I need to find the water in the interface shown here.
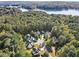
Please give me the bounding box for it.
[44,9,79,16]
[19,8,28,12]
[20,8,79,16]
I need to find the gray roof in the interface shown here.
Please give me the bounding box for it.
[27,43,33,49]
[32,48,40,55]
[53,37,59,44]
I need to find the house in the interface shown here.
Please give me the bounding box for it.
[32,48,40,57]
[34,31,40,38]
[25,34,36,42]
[44,32,52,39]
[30,36,36,42]
[52,37,59,45]
[27,42,33,49]
[36,39,45,48]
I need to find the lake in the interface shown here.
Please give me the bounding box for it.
[20,8,79,16]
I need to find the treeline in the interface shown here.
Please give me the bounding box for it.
[0,7,79,57]
[14,1,79,10]
[1,1,79,10]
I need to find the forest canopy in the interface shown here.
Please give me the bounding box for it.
[0,7,79,57]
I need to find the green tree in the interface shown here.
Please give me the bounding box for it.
[58,45,77,57]
[11,32,26,57]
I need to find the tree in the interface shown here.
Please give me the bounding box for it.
[51,20,75,47]
[58,35,66,46]
[58,45,77,57]
[3,38,11,48]
[11,32,27,57]
[40,50,49,57]
[57,39,79,57]
[0,48,12,57]
[45,38,53,47]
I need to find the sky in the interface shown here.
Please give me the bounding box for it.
[0,0,79,2]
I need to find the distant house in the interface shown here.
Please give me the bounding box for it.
[30,36,36,42]
[32,48,40,57]
[34,31,40,38]
[41,31,45,34]
[25,34,37,49]
[25,34,36,43]
[52,37,59,50]
[52,37,59,45]
[27,42,33,49]
[24,34,31,42]
[36,39,45,48]
[45,45,52,52]
[44,32,51,39]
